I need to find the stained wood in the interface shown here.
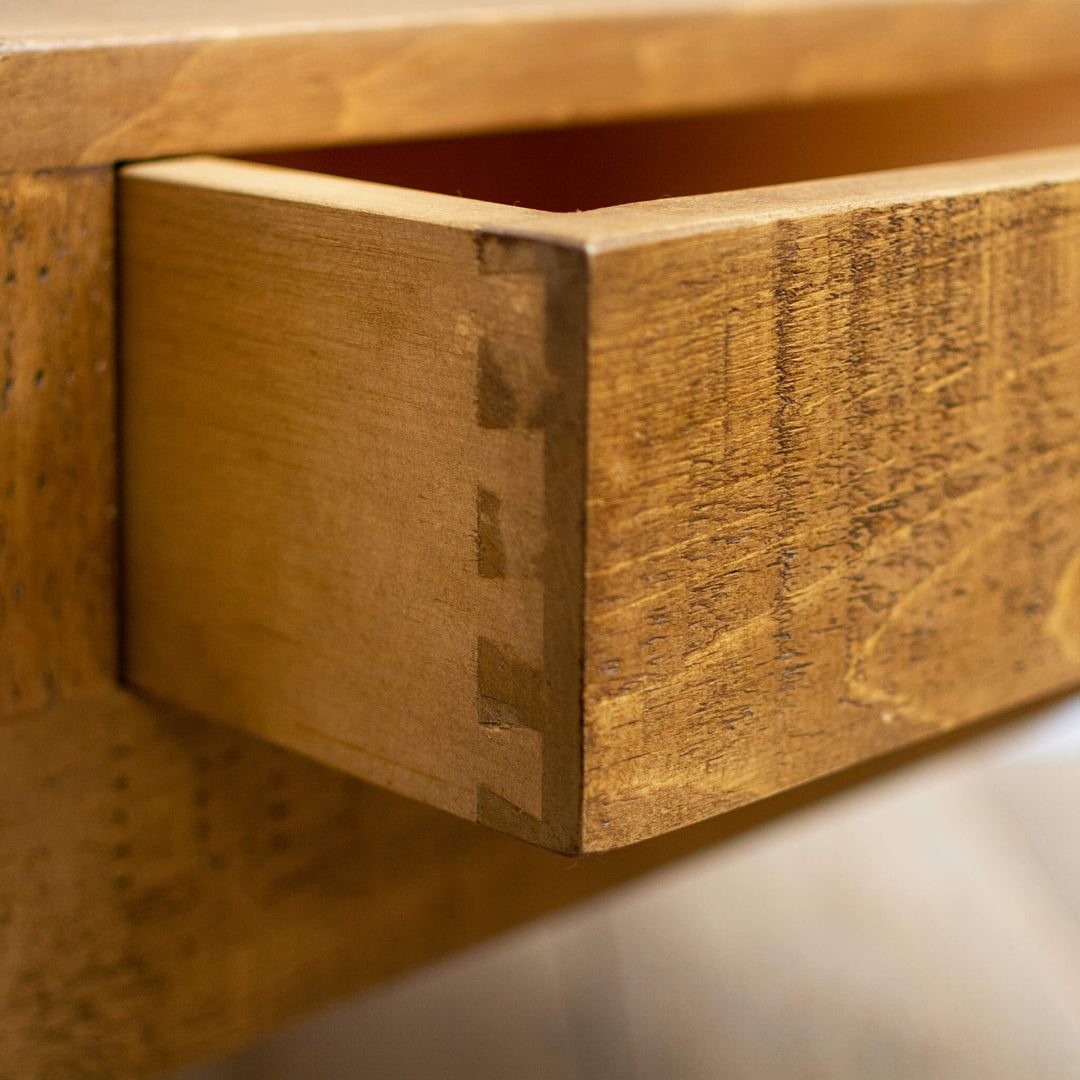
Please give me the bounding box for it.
[120,160,586,852]
[122,147,1080,853]
[9,9,1080,1076]
[204,715,1080,1080]
[0,161,756,1080]
[0,168,117,716]
[582,147,1080,848]
[10,0,1080,172]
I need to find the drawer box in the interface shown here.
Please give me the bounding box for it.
[120,97,1080,853]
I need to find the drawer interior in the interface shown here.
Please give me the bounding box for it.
[242,75,1080,212]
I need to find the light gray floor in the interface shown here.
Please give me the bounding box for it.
[173,693,1080,1080]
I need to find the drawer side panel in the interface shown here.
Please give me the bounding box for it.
[120,165,584,851]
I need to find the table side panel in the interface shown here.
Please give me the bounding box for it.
[0,167,117,716]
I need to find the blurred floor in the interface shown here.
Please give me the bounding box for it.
[172,693,1080,1080]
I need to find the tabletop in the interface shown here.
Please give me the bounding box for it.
[8,0,1080,171]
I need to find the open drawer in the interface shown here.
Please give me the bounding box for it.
[121,82,1080,853]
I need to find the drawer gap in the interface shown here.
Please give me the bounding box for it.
[239,74,1080,212]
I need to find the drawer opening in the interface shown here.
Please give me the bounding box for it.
[241,75,1080,212]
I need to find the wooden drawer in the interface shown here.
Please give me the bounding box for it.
[120,90,1080,853]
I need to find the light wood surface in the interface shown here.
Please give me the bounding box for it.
[10,0,1080,172]
[121,144,1080,851]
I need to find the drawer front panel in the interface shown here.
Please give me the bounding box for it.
[584,154,1080,848]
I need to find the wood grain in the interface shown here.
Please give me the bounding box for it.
[9,9,1080,1074]
[120,160,585,851]
[123,147,1080,853]
[10,0,1080,172]
[0,160,707,1080]
[0,168,116,717]
[582,148,1080,848]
